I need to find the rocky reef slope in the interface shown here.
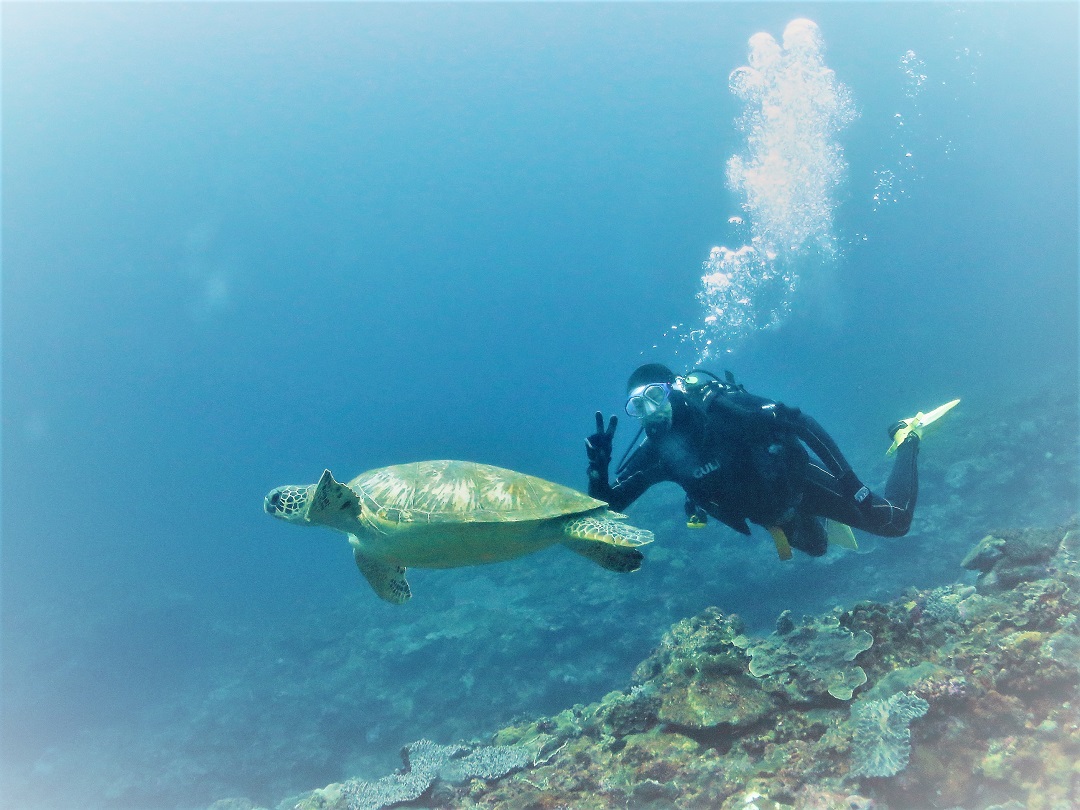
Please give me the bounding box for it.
[232,519,1079,810]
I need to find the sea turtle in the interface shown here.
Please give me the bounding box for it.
[264,460,654,604]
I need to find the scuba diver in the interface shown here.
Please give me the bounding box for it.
[585,363,958,559]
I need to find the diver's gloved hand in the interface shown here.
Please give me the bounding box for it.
[684,496,708,528]
[585,411,618,483]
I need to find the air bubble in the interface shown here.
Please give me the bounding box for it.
[677,19,855,363]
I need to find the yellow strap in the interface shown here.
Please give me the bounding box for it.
[767,526,793,560]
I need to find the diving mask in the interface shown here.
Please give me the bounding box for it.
[625,383,673,418]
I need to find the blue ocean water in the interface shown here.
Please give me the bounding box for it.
[2,3,1077,809]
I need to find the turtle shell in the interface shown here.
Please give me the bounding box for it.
[348,460,606,525]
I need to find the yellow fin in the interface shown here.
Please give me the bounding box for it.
[767,526,793,561]
[825,519,858,550]
[887,398,960,455]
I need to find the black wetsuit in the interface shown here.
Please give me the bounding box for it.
[588,382,919,556]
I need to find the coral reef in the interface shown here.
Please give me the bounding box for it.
[849,691,928,777]
[268,518,1080,810]
[293,740,534,810]
[739,609,874,701]
[629,608,776,731]
[961,526,1070,593]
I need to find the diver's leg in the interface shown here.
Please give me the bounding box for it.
[780,512,828,556]
[880,433,919,521]
[794,412,856,480]
[800,464,865,526]
[799,435,919,538]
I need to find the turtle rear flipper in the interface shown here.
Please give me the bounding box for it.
[353,546,412,604]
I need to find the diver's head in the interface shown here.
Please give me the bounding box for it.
[625,363,676,436]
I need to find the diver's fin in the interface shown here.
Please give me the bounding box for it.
[825,519,858,550]
[887,398,960,455]
[767,526,793,561]
[560,538,644,573]
[352,546,411,604]
[306,469,365,532]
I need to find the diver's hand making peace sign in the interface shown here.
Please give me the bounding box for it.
[585,411,618,474]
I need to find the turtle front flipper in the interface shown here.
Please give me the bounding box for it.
[352,545,412,604]
[306,470,365,533]
[563,511,654,547]
[561,538,644,572]
[559,510,654,573]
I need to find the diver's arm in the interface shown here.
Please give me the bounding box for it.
[586,411,618,501]
[603,462,658,511]
[587,462,616,503]
[590,442,660,511]
[585,406,670,509]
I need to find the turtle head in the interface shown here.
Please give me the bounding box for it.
[265,470,367,534]
[264,484,317,524]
